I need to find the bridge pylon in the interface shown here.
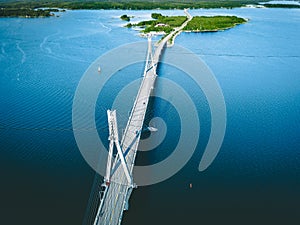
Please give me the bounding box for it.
[143,35,156,76]
[105,110,133,187]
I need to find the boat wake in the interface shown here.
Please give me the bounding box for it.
[16,41,26,64]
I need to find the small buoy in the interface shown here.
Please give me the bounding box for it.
[189,183,192,188]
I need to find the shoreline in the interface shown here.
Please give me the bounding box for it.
[1,4,300,18]
[1,1,300,18]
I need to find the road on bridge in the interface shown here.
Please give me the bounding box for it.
[93,9,193,225]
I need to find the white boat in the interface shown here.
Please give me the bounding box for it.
[147,126,158,132]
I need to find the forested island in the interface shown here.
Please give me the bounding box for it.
[120,14,131,21]
[0,7,67,18]
[0,8,59,18]
[126,13,247,35]
[183,16,247,32]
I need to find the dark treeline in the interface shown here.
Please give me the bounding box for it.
[263,3,300,8]
[0,1,261,11]
[1,1,298,18]
[0,8,58,17]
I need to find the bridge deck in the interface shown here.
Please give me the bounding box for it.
[94,49,159,225]
[93,10,193,225]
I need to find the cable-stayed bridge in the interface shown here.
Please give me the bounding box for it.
[92,10,192,225]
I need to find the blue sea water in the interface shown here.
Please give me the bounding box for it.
[0,8,300,225]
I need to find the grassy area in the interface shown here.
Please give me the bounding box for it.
[128,13,187,34]
[183,16,247,32]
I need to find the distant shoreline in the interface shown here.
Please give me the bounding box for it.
[0,8,65,18]
[1,1,299,18]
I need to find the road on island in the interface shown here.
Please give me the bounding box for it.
[167,8,193,46]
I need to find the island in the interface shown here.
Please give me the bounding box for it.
[126,12,247,44]
[126,13,187,35]
[120,14,131,22]
[183,16,247,32]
